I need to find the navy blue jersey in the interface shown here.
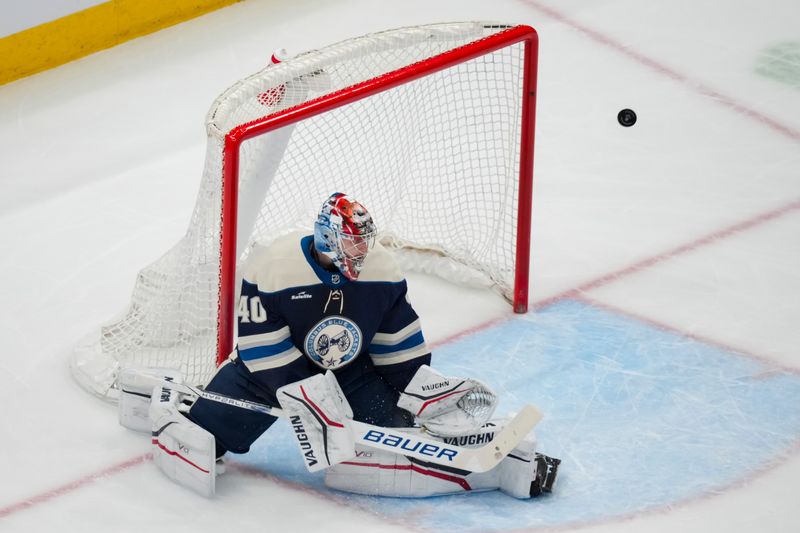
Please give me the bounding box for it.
[191,232,431,454]
[235,232,430,405]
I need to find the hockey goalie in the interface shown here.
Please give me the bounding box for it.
[119,193,560,498]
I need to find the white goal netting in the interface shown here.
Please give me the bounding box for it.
[71,22,536,401]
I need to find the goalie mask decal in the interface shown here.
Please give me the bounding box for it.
[313,192,377,281]
[304,315,363,369]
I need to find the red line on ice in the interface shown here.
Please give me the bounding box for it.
[0,454,151,519]
[576,294,800,376]
[502,438,800,532]
[518,0,800,142]
[535,198,800,309]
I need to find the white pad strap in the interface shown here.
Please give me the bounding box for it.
[276,371,356,471]
[150,385,216,497]
[397,365,497,437]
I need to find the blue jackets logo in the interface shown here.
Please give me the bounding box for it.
[304,315,362,369]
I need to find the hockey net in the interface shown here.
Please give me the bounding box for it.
[71,22,539,401]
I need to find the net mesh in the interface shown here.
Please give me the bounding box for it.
[71,22,530,401]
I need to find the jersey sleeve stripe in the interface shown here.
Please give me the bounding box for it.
[368,330,425,355]
[371,319,421,345]
[237,327,291,349]
[242,347,304,372]
[370,343,430,366]
[239,339,296,361]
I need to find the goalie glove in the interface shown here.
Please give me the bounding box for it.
[277,371,356,472]
[397,365,498,437]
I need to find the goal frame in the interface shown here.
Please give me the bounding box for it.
[217,24,539,365]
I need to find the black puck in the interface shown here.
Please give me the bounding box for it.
[617,108,637,127]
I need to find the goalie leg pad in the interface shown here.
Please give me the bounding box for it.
[327,422,555,499]
[150,385,216,497]
[118,368,183,433]
[487,425,559,498]
[325,443,491,498]
[453,419,555,499]
[496,431,538,498]
[277,371,356,472]
[323,424,506,498]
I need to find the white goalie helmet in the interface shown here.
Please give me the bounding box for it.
[313,193,378,281]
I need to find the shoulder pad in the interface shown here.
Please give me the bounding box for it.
[357,241,405,283]
[241,232,318,292]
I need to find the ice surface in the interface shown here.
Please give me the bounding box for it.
[1,0,798,532]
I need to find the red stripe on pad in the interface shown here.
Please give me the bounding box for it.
[301,385,345,428]
[341,461,472,491]
[151,439,210,474]
[416,389,469,416]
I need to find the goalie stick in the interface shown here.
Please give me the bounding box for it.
[124,372,542,473]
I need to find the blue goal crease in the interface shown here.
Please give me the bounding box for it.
[236,298,800,532]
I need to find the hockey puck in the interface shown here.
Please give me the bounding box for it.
[617,108,637,127]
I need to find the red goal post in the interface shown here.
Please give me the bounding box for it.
[71,22,539,400]
[219,24,539,363]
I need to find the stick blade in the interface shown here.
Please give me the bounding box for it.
[470,404,543,472]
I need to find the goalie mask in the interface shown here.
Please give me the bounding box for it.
[314,193,377,281]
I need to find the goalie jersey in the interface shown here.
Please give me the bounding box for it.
[233,231,431,424]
